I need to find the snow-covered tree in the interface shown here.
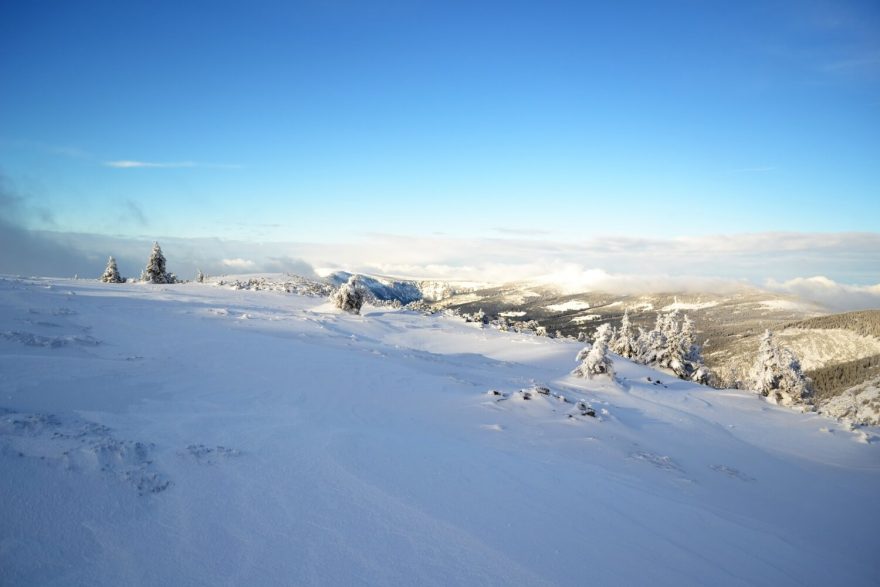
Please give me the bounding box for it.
[593,323,614,345]
[661,310,680,339]
[573,338,614,379]
[776,348,812,406]
[100,256,124,283]
[679,315,712,384]
[680,315,697,360]
[140,242,175,284]
[332,275,365,315]
[612,309,639,359]
[749,330,813,408]
[662,311,694,377]
[639,314,668,365]
[750,330,782,395]
[633,311,713,384]
[196,269,206,283]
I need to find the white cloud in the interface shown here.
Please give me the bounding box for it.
[765,276,880,312]
[531,266,750,295]
[104,160,197,169]
[221,258,256,269]
[103,161,241,169]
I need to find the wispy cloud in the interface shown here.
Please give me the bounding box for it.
[103,160,241,169]
[104,160,195,169]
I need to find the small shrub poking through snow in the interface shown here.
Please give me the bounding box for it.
[333,276,365,315]
[575,401,596,417]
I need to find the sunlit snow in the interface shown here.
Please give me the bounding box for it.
[1,276,878,586]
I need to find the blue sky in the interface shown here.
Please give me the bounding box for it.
[1,0,879,292]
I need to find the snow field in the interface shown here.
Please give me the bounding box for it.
[0,276,878,586]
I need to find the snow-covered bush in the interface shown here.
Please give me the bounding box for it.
[100,256,124,283]
[749,330,813,408]
[140,242,176,284]
[573,338,614,379]
[196,269,206,283]
[464,309,488,325]
[332,276,365,315]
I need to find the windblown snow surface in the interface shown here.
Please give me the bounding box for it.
[1,276,878,586]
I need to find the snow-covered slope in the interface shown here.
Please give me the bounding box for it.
[1,276,878,586]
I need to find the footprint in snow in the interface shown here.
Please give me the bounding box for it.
[630,450,684,473]
[181,444,242,464]
[0,409,170,495]
[709,464,756,482]
[0,331,100,348]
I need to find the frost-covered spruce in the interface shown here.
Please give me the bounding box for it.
[776,347,813,407]
[639,315,668,366]
[612,309,638,359]
[332,275,365,315]
[592,323,614,345]
[661,310,680,340]
[100,256,124,283]
[665,319,690,378]
[196,269,206,283]
[680,315,698,361]
[140,242,175,284]
[749,330,813,408]
[680,315,711,384]
[573,338,614,379]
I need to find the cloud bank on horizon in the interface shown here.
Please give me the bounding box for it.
[1,202,878,313]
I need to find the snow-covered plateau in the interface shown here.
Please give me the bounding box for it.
[1,276,878,586]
